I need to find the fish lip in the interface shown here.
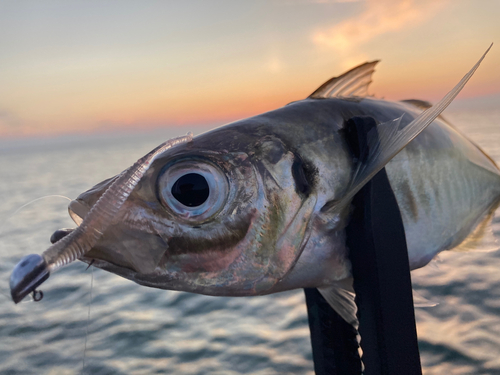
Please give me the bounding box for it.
[50,228,74,244]
[66,200,134,272]
[68,199,90,225]
[46,198,88,246]
[47,199,89,244]
[68,198,157,275]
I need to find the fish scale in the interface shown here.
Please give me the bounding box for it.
[385,118,500,269]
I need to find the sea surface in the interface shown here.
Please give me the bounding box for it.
[1,107,500,375]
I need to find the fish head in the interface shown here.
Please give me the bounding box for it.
[69,124,320,296]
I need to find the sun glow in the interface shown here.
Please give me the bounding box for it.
[0,1,498,138]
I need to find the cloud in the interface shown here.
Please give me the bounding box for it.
[313,0,448,52]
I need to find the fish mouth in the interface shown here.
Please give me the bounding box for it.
[10,196,134,304]
[68,199,88,226]
[54,199,163,276]
[46,199,89,245]
[53,199,124,268]
[48,206,170,292]
[50,228,139,284]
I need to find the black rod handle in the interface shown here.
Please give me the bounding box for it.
[345,116,422,375]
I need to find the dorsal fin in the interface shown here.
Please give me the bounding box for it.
[309,60,379,99]
[402,98,459,129]
[400,99,433,111]
[401,98,500,170]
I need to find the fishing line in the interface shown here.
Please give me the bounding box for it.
[1,195,72,228]
[82,265,94,374]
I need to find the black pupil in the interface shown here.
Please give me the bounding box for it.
[171,173,210,207]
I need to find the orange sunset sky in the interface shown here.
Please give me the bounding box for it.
[0,0,499,138]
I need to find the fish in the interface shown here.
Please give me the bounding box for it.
[10,46,498,326]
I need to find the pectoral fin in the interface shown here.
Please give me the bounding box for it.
[318,278,358,328]
[412,289,439,308]
[318,282,439,327]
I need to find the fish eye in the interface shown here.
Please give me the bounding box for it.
[171,173,210,207]
[157,159,228,222]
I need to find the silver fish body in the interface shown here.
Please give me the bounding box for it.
[66,96,500,297]
[9,50,497,310]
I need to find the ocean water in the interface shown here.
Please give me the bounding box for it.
[0,108,500,375]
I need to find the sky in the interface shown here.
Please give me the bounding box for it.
[0,0,499,138]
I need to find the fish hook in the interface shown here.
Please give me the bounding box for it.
[85,259,95,271]
[32,289,43,302]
